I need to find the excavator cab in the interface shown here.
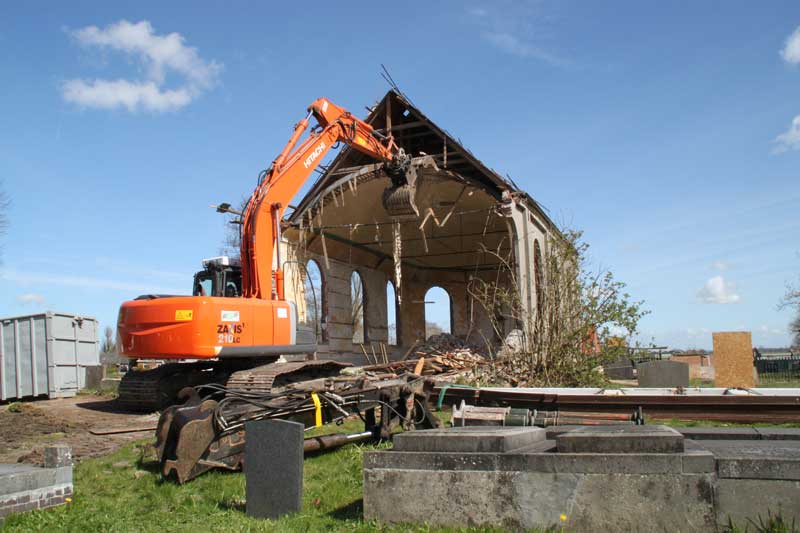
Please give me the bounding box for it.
[192,256,242,298]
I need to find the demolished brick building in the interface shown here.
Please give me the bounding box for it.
[279,90,558,363]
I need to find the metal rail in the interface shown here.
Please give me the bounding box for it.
[434,386,800,424]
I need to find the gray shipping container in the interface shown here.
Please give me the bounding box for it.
[0,311,100,401]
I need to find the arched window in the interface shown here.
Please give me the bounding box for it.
[534,240,544,316]
[305,259,325,342]
[386,281,399,345]
[351,271,366,344]
[424,286,451,339]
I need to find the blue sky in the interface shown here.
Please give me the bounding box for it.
[0,1,798,349]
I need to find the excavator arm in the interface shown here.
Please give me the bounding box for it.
[241,97,411,301]
[117,97,418,362]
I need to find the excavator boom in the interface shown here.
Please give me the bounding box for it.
[117,98,416,362]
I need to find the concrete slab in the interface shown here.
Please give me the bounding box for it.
[0,467,56,496]
[679,427,760,440]
[556,425,684,454]
[717,479,800,524]
[544,425,582,440]
[366,448,712,475]
[637,360,689,388]
[700,440,800,480]
[0,465,39,476]
[364,467,717,530]
[245,419,303,519]
[755,427,800,440]
[392,426,545,453]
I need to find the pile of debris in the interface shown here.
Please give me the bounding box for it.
[350,352,484,378]
[348,334,489,380]
[416,333,486,358]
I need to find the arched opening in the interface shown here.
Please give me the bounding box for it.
[534,240,544,317]
[304,259,325,343]
[386,281,399,345]
[424,286,451,340]
[351,270,366,344]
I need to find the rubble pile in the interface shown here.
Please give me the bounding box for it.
[348,334,489,379]
[417,333,483,355]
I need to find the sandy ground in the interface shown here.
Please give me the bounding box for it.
[0,396,160,465]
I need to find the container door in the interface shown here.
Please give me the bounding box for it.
[1,320,16,400]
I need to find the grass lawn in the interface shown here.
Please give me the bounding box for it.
[2,416,511,533]
[3,409,799,532]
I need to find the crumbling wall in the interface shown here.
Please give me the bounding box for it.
[284,239,505,360]
[285,243,390,359]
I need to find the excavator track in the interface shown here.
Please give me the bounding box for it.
[225,360,351,394]
[117,361,227,412]
[117,359,348,411]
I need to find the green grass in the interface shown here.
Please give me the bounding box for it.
[2,416,511,533]
[756,379,800,388]
[4,407,798,532]
[659,418,800,428]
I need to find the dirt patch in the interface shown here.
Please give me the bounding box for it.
[0,404,80,452]
[0,396,160,465]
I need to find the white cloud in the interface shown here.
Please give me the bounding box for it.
[16,293,45,305]
[774,115,800,153]
[466,4,567,67]
[62,79,192,112]
[711,260,730,271]
[481,32,564,65]
[62,20,221,112]
[696,275,741,304]
[781,26,800,64]
[774,27,800,152]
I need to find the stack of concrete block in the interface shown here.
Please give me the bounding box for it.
[0,446,73,519]
[364,424,800,530]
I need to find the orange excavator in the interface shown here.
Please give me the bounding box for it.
[116,97,420,410]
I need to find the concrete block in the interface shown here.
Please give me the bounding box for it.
[679,427,759,440]
[245,419,303,519]
[637,360,690,387]
[546,453,685,474]
[44,446,72,469]
[53,467,72,486]
[0,467,56,496]
[755,428,800,441]
[716,457,800,481]
[363,467,717,531]
[367,449,687,475]
[682,450,717,474]
[557,425,685,454]
[392,426,545,453]
[544,425,582,440]
[717,479,800,524]
[701,440,800,480]
[604,358,635,380]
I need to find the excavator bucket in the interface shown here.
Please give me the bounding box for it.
[154,374,443,483]
[382,184,419,219]
[381,153,438,219]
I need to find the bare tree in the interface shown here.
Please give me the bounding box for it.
[351,272,364,343]
[425,321,444,339]
[304,261,324,342]
[101,326,116,354]
[467,228,648,387]
[779,280,800,349]
[219,196,250,258]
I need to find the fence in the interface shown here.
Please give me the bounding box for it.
[754,355,800,383]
